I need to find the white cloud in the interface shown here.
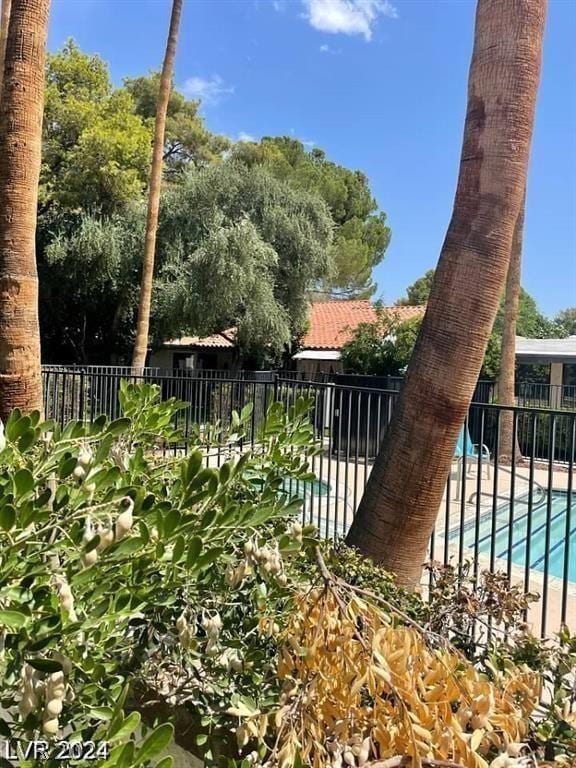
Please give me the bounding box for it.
[302,139,316,148]
[237,131,257,142]
[272,0,286,10]
[182,75,234,104]
[319,43,330,52]
[303,0,397,41]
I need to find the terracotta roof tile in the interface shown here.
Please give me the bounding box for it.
[163,328,237,349]
[301,301,425,350]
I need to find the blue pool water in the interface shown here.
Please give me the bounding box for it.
[454,491,576,583]
[281,478,331,498]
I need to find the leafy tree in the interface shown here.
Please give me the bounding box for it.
[40,211,145,362]
[495,288,557,339]
[40,163,333,363]
[395,268,434,306]
[40,42,228,216]
[341,307,421,376]
[341,308,499,379]
[124,72,229,174]
[41,41,153,212]
[154,162,333,358]
[2,387,565,766]
[555,307,576,336]
[398,267,556,339]
[232,136,390,297]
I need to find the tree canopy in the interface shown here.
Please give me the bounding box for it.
[42,41,153,212]
[154,162,334,356]
[42,163,333,363]
[395,269,434,306]
[555,307,576,337]
[124,72,230,174]
[340,306,421,376]
[341,308,499,379]
[41,41,229,213]
[231,136,390,297]
[397,267,558,339]
[37,42,391,364]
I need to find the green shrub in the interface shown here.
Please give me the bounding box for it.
[0,382,319,766]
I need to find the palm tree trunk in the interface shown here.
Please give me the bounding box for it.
[346,0,546,586]
[497,192,525,463]
[0,0,50,420]
[0,0,11,103]
[132,0,183,371]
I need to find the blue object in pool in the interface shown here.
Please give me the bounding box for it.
[452,490,576,583]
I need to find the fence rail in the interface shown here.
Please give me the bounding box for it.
[41,365,576,638]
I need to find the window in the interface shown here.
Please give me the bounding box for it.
[562,363,576,387]
[562,363,576,408]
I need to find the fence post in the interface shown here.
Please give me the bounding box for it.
[273,373,279,403]
[79,370,85,422]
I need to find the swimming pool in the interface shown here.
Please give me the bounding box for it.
[453,490,576,583]
[281,478,331,498]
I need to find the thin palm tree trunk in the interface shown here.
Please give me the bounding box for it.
[0,0,11,103]
[132,0,183,371]
[497,192,525,463]
[346,0,546,586]
[0,0,50,420]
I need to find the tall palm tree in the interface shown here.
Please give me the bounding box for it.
[132,0,183,370]
[497,192,526,462]
[0,0,50,420]
[346,0,547,586]
[0,0,11,102]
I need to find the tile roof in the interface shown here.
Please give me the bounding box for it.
[161,302,426,352]
[163,328,237,349]
[301,301,425,350]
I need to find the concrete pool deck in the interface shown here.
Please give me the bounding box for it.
[202,440,575,635]
[300,447,576,636]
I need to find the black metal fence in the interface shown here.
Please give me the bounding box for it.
[41,366,576,638]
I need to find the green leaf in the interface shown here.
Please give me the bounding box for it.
[89,706,114,721]
[25,657,63,673]
[108,711,141,742]
[111,683,130,722]
[106,418,131,436]
[0,609,28,629]
[0,505,16,531]
[219,462,231,484]
[186,536,203,567]
[172,535,185,563]
[110,537,145,558]
[26,634,58,652]
[155,758,174,768]
[187,468,217,492]
[6,413,30,441]
[195,734,208,746]
[18,429,38,452]
[181,451,203,486]
[134,723,174,766]
[241,402,254,421]
[113,742,135,768]
[163,508,181,537]
[58,455,78,480]
[193,547,224,574]
[13,468,34,496]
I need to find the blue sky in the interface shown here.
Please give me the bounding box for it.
[48,0,576,317]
